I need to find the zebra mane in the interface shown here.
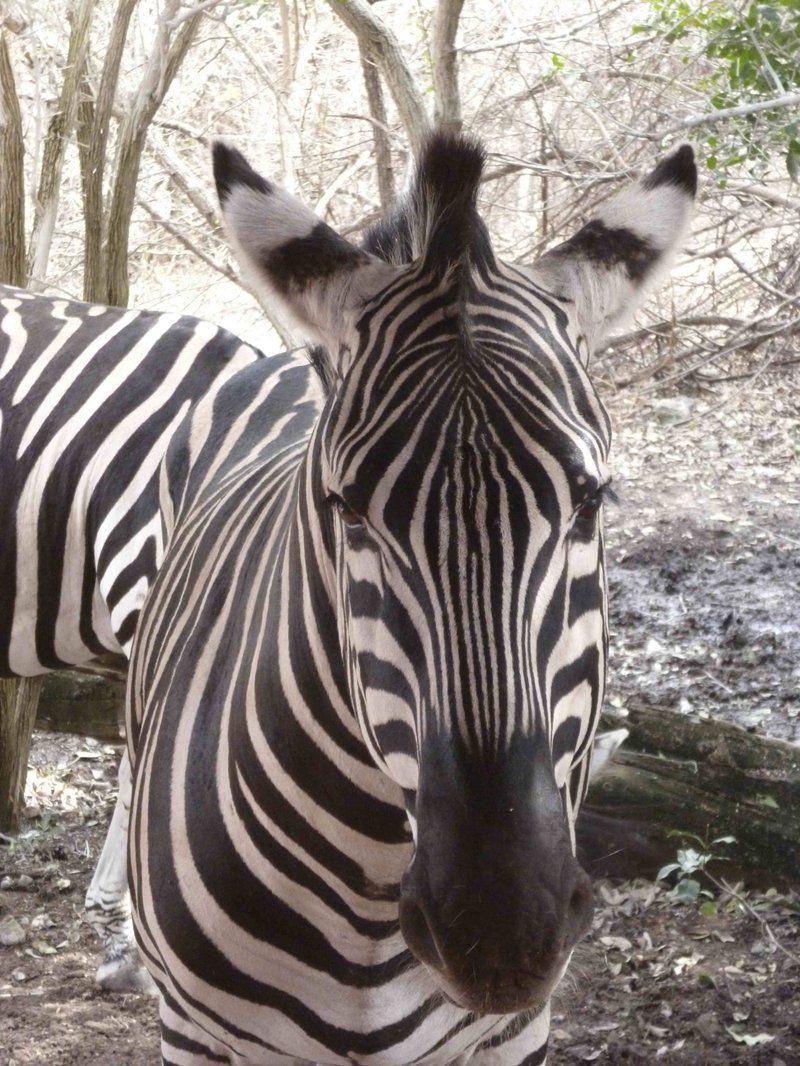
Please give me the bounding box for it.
[363,132,490,281]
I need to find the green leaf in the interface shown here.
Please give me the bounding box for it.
[675,878,701,903]
[551,53,565,70]
[787,149,800,182]
[657,863,681,881]
[700,900,718,917]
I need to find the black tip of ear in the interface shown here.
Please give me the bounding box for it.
[642,144,697,198]
[212,141,272,205]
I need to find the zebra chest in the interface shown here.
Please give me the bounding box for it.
[134,716,503,1066]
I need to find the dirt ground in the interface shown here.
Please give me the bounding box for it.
[1,372,799,1065]
[603,373,800,743]
[0,735,160,1066]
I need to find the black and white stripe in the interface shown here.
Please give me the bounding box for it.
[126,133,696,1065]
[0,286,264,987]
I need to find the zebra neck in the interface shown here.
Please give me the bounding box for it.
[228,448,413,909]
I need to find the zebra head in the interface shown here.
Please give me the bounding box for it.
[214,135,696,1015]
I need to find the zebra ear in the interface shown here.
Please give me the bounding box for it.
[532,145,697,357]
[213,142,397,353]
[588,728,629,781]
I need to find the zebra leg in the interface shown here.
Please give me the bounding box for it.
[468,1005,550,1066]
[84,749,154,992]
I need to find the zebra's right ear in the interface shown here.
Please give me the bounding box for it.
[213,142,397,353]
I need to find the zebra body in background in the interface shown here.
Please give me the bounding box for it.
[128,133,696,1065]
[0,285,264,988]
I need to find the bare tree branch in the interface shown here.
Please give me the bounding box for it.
[27,0,96,292]
[358,45,394,211]
[150,133,219,233]
[431,0,465,134]
[602,315,747,353]
[104,2,204,306]
[138,195,296,350]
[723,180,800,213]
[81,0,137,303]
[326,0,430,152]
[656,92,800,140]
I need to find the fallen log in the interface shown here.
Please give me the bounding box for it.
[578,700,800,888]
[36,671,125,740]
[18,678,800,889]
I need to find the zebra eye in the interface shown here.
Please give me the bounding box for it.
[578,490,604,518]
[333,497,365,531]
[571,488,606,538]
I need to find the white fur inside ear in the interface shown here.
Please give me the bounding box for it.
[220,180,400,352]
[599,182,693,254]
[298,257,399,356]
[222,184,318,263]
[528,172,694,358]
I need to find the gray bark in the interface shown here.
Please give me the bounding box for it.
[27,0,96,291]
[103,6,203,307]
[81,0,137,303]
[0,31,25,287]
[0,679,44,833]
[431,0,465,134]
[358,44,395,211]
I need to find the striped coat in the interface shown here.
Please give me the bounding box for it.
[127,134,696,1064]
[0,284,265,988]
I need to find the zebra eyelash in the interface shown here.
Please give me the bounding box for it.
[570,480,616,537]
[598,481,619,507]
[324,492,367,531]
[578,480,617,511]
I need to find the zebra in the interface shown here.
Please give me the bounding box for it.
[127,132,696,1064]
[0,286,266,988]
[0,280,624,1005]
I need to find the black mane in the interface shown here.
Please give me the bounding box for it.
[362,132,492,280]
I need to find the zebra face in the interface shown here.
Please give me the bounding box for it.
[215,134,696,1015]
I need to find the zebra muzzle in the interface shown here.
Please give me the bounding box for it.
[398,733,594,1014]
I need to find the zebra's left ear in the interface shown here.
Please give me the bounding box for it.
[532,145,697,357]
[213,142,397,355]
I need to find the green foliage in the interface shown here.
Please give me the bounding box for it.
[637,1,800,180]
[657,831,736,905]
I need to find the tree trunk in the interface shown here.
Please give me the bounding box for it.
[358,43,394,212]
[431,0,465,135]
[103,8,203,308]
[81,0,137,303]
[578,700,800,887]
[0,678,44,833]
[0,34,36,835]
[326,0,430,153]
[0,31,26,287]
[27,0,96,291]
